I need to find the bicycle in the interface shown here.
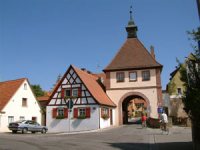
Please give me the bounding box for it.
[160,120,169,134]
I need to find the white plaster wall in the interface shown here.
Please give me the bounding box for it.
[46,105,100,133]
[0,80,42,132]
[107,88,158,126]
[110,69,156,88]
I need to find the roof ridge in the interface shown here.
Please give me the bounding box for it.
[0,78,27,84]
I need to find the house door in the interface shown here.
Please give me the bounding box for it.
[32,117,37,122]
[110,109,113,125]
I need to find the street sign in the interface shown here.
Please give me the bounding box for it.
[67,99,74,109]
[157,107,163,113]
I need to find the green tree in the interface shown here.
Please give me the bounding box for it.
[179,28,200,150]
[31,84,45,97]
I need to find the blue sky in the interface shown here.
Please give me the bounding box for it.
[0,0,199,91]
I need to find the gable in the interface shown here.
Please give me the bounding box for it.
[0,78,26,111]
[48,66,96,106]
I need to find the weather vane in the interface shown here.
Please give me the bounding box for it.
[130,5,133,20]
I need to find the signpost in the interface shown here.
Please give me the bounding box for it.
[65,97,74,132]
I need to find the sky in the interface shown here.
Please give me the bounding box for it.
[0,0,199,91]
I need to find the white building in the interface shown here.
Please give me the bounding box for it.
[46,65,116,133]
[0,78,42,132]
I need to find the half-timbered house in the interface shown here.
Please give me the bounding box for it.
[46,65,116,133]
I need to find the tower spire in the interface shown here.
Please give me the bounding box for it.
[126,5,138,38]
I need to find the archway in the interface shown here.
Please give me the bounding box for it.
[119,92,150,125]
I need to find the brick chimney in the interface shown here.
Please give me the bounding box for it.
[150,45,155,59]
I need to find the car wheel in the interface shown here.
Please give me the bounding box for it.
[12,130,17,134]
[22,128,28,134]
[41,128,46,134]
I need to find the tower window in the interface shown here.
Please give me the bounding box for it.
[142,70,150,81]
[129,72,137,81]
[116,72,125,82]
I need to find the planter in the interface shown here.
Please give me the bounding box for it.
[56,116,65,119]
[77,115,86,119]
[102,114,109,120]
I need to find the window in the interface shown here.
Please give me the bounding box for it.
[78,108,86,117]
[22,98,27,107]
[72,89,78,97]
[129,72,137,81]
[57,107,64,117]
[8,116,14,124]
[142,70,150,81]
[116,72,125,82]
[61,88,81,98]
[73,107,91,118]
[24,83,27,90]
[52,107,68,119]
[65,89,71,97]
[101,107,110,119]
[19,116,25,121]
[177,88,182,95]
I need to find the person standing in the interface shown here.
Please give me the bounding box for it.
[141,113,147,128]
[161,110,168,131]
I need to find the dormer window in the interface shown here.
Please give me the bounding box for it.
[116,72,125,82]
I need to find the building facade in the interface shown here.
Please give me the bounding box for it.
[46,65,116,132]
[103,11,163,125]
[0,78,42,132]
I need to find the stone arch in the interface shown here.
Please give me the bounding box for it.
[118,91,150,125]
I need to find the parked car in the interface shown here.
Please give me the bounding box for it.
[8,120,48,134]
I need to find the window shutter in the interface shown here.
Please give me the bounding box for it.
[74,108,78,118]
[52,108,57,118]
[64,108,68,118]
[108,108,110,118]
[78,87,82,97]
[86,107,91,118]
[61,89,65,98]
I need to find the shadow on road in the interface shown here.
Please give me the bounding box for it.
[107,142,192,150]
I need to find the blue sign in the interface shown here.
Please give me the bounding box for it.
[157,107,163,113]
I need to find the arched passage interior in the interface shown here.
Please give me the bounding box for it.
[122,95,148,124]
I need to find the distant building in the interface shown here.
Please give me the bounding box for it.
[167,66,188,125]
[0,78,42,132]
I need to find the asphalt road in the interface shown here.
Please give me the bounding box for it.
[0,125,192,150]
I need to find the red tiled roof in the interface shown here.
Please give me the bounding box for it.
[0,78,26,111]
[73,66,116,107]
[37,96,50,101]
[104,38,162,71]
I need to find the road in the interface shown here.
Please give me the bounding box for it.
[0,125,192,150]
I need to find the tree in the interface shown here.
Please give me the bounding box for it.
[51,74,62,91]
[179,28,200,150]
[31,84,45,97]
